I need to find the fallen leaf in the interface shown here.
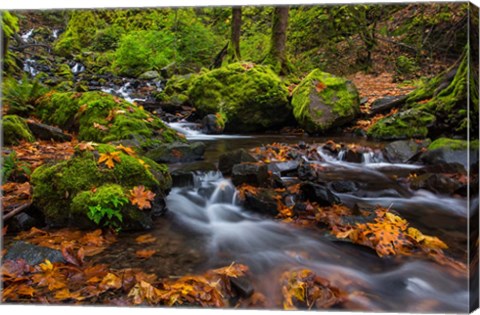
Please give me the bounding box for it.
[93,122,108,131]
[135,234,156,244]
[129,186,156,210]
[98,151,121,169]
[135,249,156,259]
[116,144,136,157]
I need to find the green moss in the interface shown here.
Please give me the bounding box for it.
[2,115,35,145]
[35,91,182,144]
[31,143,168,229]
[291,69,360,133]
[368,109,436,140]
[428,138,479,151]
[188,63,291,132]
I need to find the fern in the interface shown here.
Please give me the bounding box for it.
[2,74,48,116]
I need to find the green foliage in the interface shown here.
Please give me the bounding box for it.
[395,55,419,76]
[1,151,31,183]
[112,30,175,77]
[428,138,479,151]
[84,184,128,230]
[2,74,48,116]
[92,24,125,52]
[1,11,20,73]
[2,115,35,145]
[188,63,291,132]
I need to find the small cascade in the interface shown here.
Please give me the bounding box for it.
[23,58,39,77]
[164,170,468,311]
[101,81,146,104]
[52,29,60,39]
[21,29,34,42]
[71,63,85,74]
[168,120,251,140]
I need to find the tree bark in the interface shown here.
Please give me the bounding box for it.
[231,6,242,61]
[266,6,290,74]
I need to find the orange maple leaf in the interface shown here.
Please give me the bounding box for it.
[98,151,121,169]
[93,122,108,131]
[116,144,136,157]
[135,234,157,244]
[315,82,327,93]
[129,185,156,210]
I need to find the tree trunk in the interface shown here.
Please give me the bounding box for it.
[231,6,242,61]
[265,6,290,74]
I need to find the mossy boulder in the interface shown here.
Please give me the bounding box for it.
[153,74,196,111]
[31,143,171,230]
[421,138,479,169]
[35,91,183,146]
[368,109,436,140]
[2,115,35,145]
[188,63,291,132]
[291,69,360,133]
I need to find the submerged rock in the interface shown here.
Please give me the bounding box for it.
[410,173,463,195]
[291,69,360,133]
[5,241,65,265]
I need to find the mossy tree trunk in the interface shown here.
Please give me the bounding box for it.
[264,6,291,75]
[230,6,242,61]
[406,47,476,137]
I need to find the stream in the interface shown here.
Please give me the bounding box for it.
[11,53,472,312]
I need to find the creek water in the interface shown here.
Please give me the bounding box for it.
[92,132,470,312]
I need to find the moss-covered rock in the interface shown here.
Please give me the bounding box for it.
[152,74,196,110]
[2,115,35,145]
[368,109,436,140]
[31,143,171,230]
[291,69,360,133]
[35,91,182,145]
[188,63,291,132]
[428,138,479,151]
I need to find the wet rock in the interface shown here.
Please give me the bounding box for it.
[300,182,340,206]
[4,241,65,265]
[298,162,318,182]
[231,276,254,298]
[171,162,217,187]
[201,114,225,134]
[138,70,160,80]
[242,187,278,216]
[231,164,268,187]
[7,212,42,232]
[343,148,363,163]
[145,142,206,164]
[218,149,257,176]
[410,173,463,195]
[421,147,478,170]
[26,120,72,142]
[383,139,430,163]
[369,95,407,115]
[268,160,300,176]
[329,181,358,193]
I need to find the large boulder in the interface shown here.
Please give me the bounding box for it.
[231,163,269,187]
[3,115,35,145]
[218,149,258,176]
[368,109,436,140]
[291,69,360,133]
[188,63,292,132]
[31,143,171,230]
[383,139,431,163]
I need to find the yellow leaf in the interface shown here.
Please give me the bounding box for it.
[98,151,121,169]
[39,260,53,272]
